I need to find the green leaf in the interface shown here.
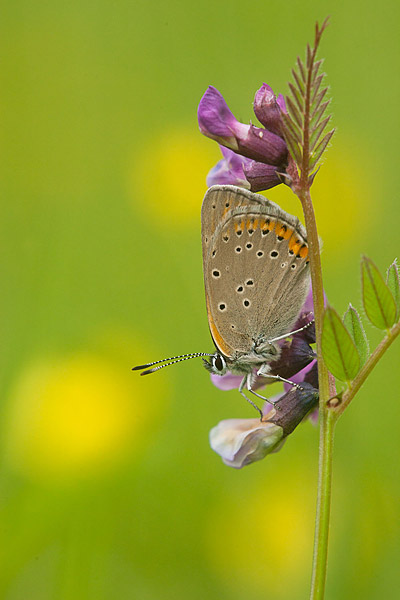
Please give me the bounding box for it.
[386,259,400,320]
[286,96,303,128]
[361,256,397,330]
[306,43,312,68]
[311,74,324,102]
[281,114,303,164]
[311,89,329,119]
[288,82,304,111]
[343,304,369,366]
[322,307,360,382]
[296,56,306,83]
[310,115,332,151]
[282,19,333,174]
[291,68,305,94]
[310,98,330,128]
[281,111,302,142]
[311,60,323,83]
[309,129,335,169]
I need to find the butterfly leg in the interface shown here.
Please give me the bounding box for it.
[238,376,264,420]
[267,318,315,343]
[256,370,304,391]
[245,373,281,412]
[247,386,281,410]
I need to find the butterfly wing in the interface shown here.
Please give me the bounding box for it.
[201,185,310,357]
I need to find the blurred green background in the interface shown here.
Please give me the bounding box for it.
[1,0,399,598]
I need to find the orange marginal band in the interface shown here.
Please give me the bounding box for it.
[205,295,232,358]
[276,222,292,240]
[299,244,309,258]
[234,220,244,233]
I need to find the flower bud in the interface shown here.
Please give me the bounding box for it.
[253,83,285,137]
[242,160,282,191]
[268,382,319,436]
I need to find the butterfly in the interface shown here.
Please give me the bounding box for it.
[134,185,313,417]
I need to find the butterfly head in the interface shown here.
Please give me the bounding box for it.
[202,352,229,376]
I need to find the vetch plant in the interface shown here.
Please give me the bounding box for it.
[197,18,400,600]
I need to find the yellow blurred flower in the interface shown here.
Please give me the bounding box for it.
[205,471,314,597]
[129,126,220,224]
[4,353,164,482]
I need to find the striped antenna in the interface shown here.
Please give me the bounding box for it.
[132,352,214,376]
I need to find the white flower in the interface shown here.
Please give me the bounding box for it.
[209,417,285,469]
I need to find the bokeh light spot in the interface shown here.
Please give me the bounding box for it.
[4,354,161,482]
[205,472,314,597]
[130,126,220,224]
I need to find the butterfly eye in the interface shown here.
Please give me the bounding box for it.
[212,354,226,372]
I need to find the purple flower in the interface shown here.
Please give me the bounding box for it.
[206,146,252,189]
[198,85,289,191]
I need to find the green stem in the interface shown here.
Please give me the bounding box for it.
[310,407,337,599]
[291,20,334,599]
[299,195,400,598]
[298,189,333,600]
[334,318,400,417]
[299,191,330,402]
[309,314,400,598]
